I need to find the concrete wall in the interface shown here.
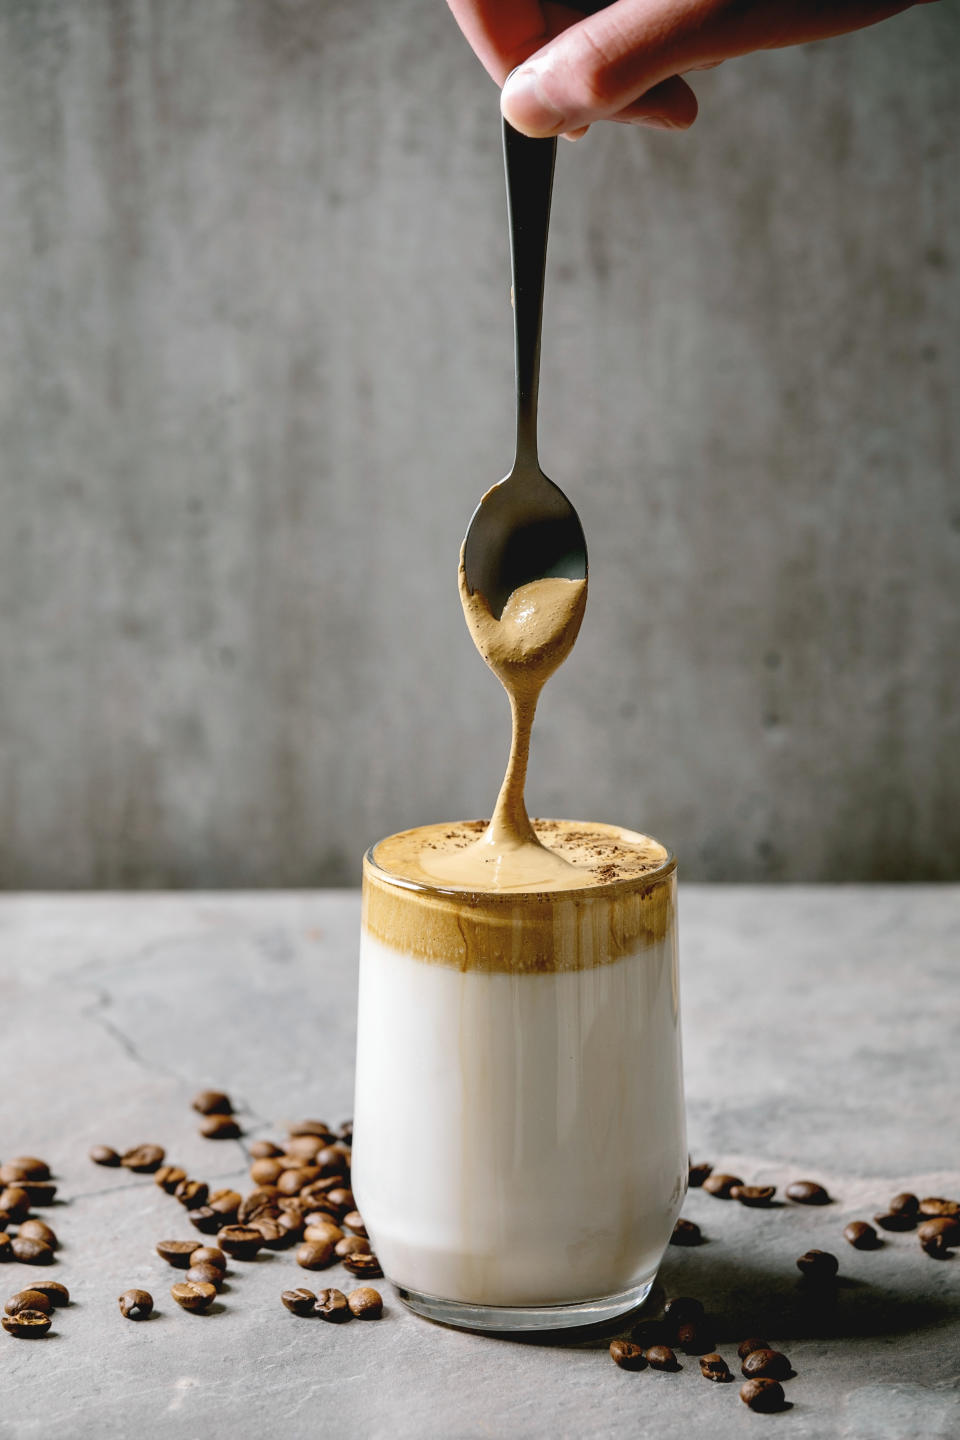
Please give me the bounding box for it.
[0,0,957,887]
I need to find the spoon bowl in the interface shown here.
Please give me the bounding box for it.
[462,120,587,620]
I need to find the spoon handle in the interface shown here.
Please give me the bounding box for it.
[503,118,557,471]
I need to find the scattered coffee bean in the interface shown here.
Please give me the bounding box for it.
[0,1188,30,1221]
[239,1189,280,1223]
[918,1217,960,1247]
[731,1184,776,1208]
[185,1264,224,1289]
[326,1188,356,1215]
[250,1217,293,1249]
[156,1240,202,1268]
[282,1287,317,1316]
[700,1354,732,1382]
[609,1339,646,1370]
[786,1180,831,1206]
[90,1145,121,1167]
[341,1211,367,1237]
[888,1192,919,1217]
[118,1289,154,1319]
[341,1251,383,1279]
[303,1200,341,1225]
[191,1247,226,1272]
[741,1349,792,1381]
[249,1140,283,1160]
[0,1158,50,1184]
[288,1120,333,1139]
[192,1090,233,1115]
[874,1211,917,1232]
[921,1233,952,1259]
[250,1159,285,1186]
[737,1338,770,1360]
[304,1222,343,1247]
[2,1308,52,1338]
[0,1234,11,1260]
[11,1236,54,1265]
[676,1322,715,1355]
[315,1287,351,1322]
[121,1144,165,1173]
[171,1280,217,1312]
[844,1221,880,1250]
[335,1236,370,1259]
[155,1165,188,1193]
[919,1197,960,1219]
[740,1379,786,1413]
[286,1134,325,1161]
[5,1290,53,1317]
[175,1180,209,1209]
[669,1217,702,1247]
[199,1115,241,1141]
[688,1160,713,1188]
[189,1207,226,1235]
[277,1167,316,1197]
[297,1240,334,1271]
[796,1249,839,1281]
[18,1220,58,1249]
[217,1226,263,1261]
[24,1280,69,1307]
[645,1345,680,1371]
[664,1297,704,1325]
[702,1173,742,1199]
[21,1181,57,1206]
[347,1287,383,1320]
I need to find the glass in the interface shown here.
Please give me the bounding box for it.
[351,831,685,1332]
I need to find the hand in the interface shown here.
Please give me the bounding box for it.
[446,0,931,137]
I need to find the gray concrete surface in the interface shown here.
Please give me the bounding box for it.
[1,885,958,1439]
[0,2,958,888]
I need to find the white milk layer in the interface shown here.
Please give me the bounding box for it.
[352,932,686,1307]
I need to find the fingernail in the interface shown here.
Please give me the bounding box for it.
[501,66,568,137]
[562,126,590,143]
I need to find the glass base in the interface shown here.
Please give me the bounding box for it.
[395,1274,657,1333]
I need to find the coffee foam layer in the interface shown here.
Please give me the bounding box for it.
[364,819,675,973]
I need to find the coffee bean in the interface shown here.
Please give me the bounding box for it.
[249,1140,283,1160]
[701,1173,742,1199]
[217,1226,263,1261]
[250,1159,285,1186]
[188,1206,226,1235]
[276,1213,304,1242]
[645,1345,680,1371]
[315,1147,347,1178]
[11,1236,54,1265]
[156,1240,202,1269]
[20,1181,57,1206]
[786,1180,831,1206]
[663,1296,704,1325]
[18,1220,58,1249]
[4,1290,53,1316]
[288,1120,334,1139]
[303,1200,341,1225]
[185,1263,223,1289]
[2,1308,51,1337]
[731,1185,776,1208]
[338,1120,353,1143]
[700,1354,732,1382]
[609,1339,646,1370]
[239,1189,281,1223]
[0,1234,11,1261]
[304,1222,343,1247]
[24,1280,69,1307]
[118,1289,153,1320]
[326,1188,356,1216]
[874,1211,917,1232]
[796,1249,839,1281]
[0,1214,10,1233]
[676,1321,714,1355]
[0,1188,30,1221]
[121,1144,165,1173]
[296,1240,334,1271]
[208,1190,242,1217]
[286,1134,325,1161]
[277,1167,317,1197]
[921,1233,952,1259]
[171,1280,217,1312]
[155,1165,188,1193]
[669,1218,702,1247]
[918,1217,960,1247]
[688,1160,713,1188]
[740,1379,786,1413]
[341,1251,383,1279]
[192,1090,233,1115]
[190,1247,226,1271]
[174,1180,209,1210]
[198,1115,241,1141]
[889,1192,919,1217]
[737,1338,770,1360]
[252,1217,298,1250]
[741,1349,792,1381]
[335,1236,370,1259]
[342,1211,367,1237]
[918,1197,960,1219]
[314,1287,351,1322]
[0,1157,50,1184]
[281,1287,317,1316]
[90,1145,121,1167]
[844,1221,880,1250]
[347,1287,383,1320]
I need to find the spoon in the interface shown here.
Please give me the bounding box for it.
[462,118,588,621]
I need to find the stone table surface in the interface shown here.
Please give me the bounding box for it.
[1,887,958,1440]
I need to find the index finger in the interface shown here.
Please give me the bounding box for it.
[445,1,581,83]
